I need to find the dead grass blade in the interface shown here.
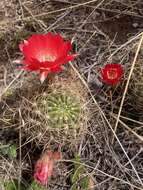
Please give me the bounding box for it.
[112,32,143,143]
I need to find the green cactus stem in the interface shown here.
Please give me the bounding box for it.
[39,92,81,128]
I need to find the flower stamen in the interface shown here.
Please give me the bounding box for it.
[107,68,118,80]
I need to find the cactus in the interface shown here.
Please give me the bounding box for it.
[39,92,81,128]
[20,73,88,144]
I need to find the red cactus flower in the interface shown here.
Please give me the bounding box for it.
[101,63,123,85]
[18,33,77,83]
[34,151,61,186]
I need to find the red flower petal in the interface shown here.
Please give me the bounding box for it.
[34,151,61,186]
[101,64,123,85]
[39,71,49,83]
[34,162,50,185]
[57,41,72,56]
[54,54,77,66]
[22,58,40,70]
[18,33,76,81]
[21,33,67,61]
[19,40,29,52]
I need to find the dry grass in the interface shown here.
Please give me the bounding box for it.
[0,0,143,189]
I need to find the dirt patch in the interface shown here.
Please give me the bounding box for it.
[97,13,143,43]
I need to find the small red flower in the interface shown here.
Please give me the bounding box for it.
[34,151,61,186]
[101,63,123,85]
[19,33,77,83]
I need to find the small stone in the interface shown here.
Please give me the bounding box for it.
[132,23,138,28]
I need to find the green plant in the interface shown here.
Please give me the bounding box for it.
[71,155,90,190]
[4,180,25,190]
[4,180,46,190]
[28,180,47,190]
[4,181,17,190]
[40,92,80,128]
[0,144,17,159]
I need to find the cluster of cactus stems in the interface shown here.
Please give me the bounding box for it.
[39,92,81,128]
